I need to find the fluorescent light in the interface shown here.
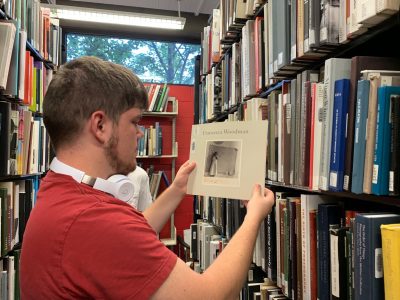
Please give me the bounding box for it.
[43,4,186,30]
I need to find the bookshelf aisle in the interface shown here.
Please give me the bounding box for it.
[138,94,179,246]
[191,1,400,299]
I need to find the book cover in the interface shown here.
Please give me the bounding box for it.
[329,79,350,192]
[381,223,400,300]
[354,213,400,300]
[372,86,400,195]
[187,121,268,200]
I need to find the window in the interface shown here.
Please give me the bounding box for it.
[66,33,201,85]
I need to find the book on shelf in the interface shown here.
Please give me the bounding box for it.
[361,70,400,194]
[0,21,16,91]
[351,79,370,194]
[330,225,348,300]
[380,223,400,300]
[187,120,268,200]
[317,203,343,300]
[371,86,400,195]
[354,213,400,300]
[389,94,400,195]
[329,78,350,192]
[343,56,400,192]
[319,57,351,191]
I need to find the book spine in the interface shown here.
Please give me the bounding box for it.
[329,79,350,192]
[351,80,370,194]
[317,204,343,300]
[309,209,318,300]
[389,95,400,195]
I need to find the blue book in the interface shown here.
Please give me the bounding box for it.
[354,213,400,300]
[317,203,343,300]
[329,79,350,191]
[372,86,400,195]
[351,80,370,194]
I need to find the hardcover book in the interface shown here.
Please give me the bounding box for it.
[329,79,350,192]
[187,121,268,200]
[343,56,400,191]
[354,213,400,300]
[372,86,400,195]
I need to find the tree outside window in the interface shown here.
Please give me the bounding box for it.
[66,33,200,85]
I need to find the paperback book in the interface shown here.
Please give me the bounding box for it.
[187,121,268,200]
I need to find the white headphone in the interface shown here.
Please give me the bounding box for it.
[49,158,134,202]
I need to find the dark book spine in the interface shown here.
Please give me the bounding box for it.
[309,210,318,300]
[267,209,277,282]
[389,95,400,195]
[317,203,343,300]
[0,102,11,176]
[289,199,297,299]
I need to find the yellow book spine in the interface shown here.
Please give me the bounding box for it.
[381,224,400,300]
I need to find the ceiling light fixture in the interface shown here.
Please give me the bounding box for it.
[42,4,186,30]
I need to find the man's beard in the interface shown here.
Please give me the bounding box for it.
[105,132,136,175]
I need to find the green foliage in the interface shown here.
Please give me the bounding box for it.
[66,34,200,85]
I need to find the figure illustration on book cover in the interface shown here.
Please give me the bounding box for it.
[204,140,240,180]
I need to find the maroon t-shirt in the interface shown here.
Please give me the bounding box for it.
[20,171,177,299]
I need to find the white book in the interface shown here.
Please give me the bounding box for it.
[211,9,221,63]
[0,22,16,90]
[187,121,268,200]
[311,82,324,190]
[357,0,399,26]
[7,256,15,300]
[18,30,27,100]
[263,4,270,87]
[319,58,351,190]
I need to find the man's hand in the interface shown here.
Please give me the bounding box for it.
[170,160,196,196]
[245,184,275,222]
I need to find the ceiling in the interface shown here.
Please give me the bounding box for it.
[52,0,217,42]
[68,0,219,16]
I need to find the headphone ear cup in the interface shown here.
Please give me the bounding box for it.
[106,175,135,202]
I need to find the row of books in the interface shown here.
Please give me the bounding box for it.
[219,56,400,197]
[0,20,56,112]
[144,83,171,112]
[0,177,40,258]
[1,250,21,300]
[0,101,50,176]
[192,192,400,300]
[137,123,163,157]
[199,1,400,124]
[2,0,62,64]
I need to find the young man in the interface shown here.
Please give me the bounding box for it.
[20,56,275,299]
[127,165,153,211]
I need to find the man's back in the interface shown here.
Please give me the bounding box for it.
[127,166,153,211]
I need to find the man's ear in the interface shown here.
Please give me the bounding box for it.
[90,111,110,143]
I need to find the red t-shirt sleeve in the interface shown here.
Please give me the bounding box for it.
[61,203,177,299]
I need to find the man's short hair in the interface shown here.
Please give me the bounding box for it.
[43,56,148,151]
